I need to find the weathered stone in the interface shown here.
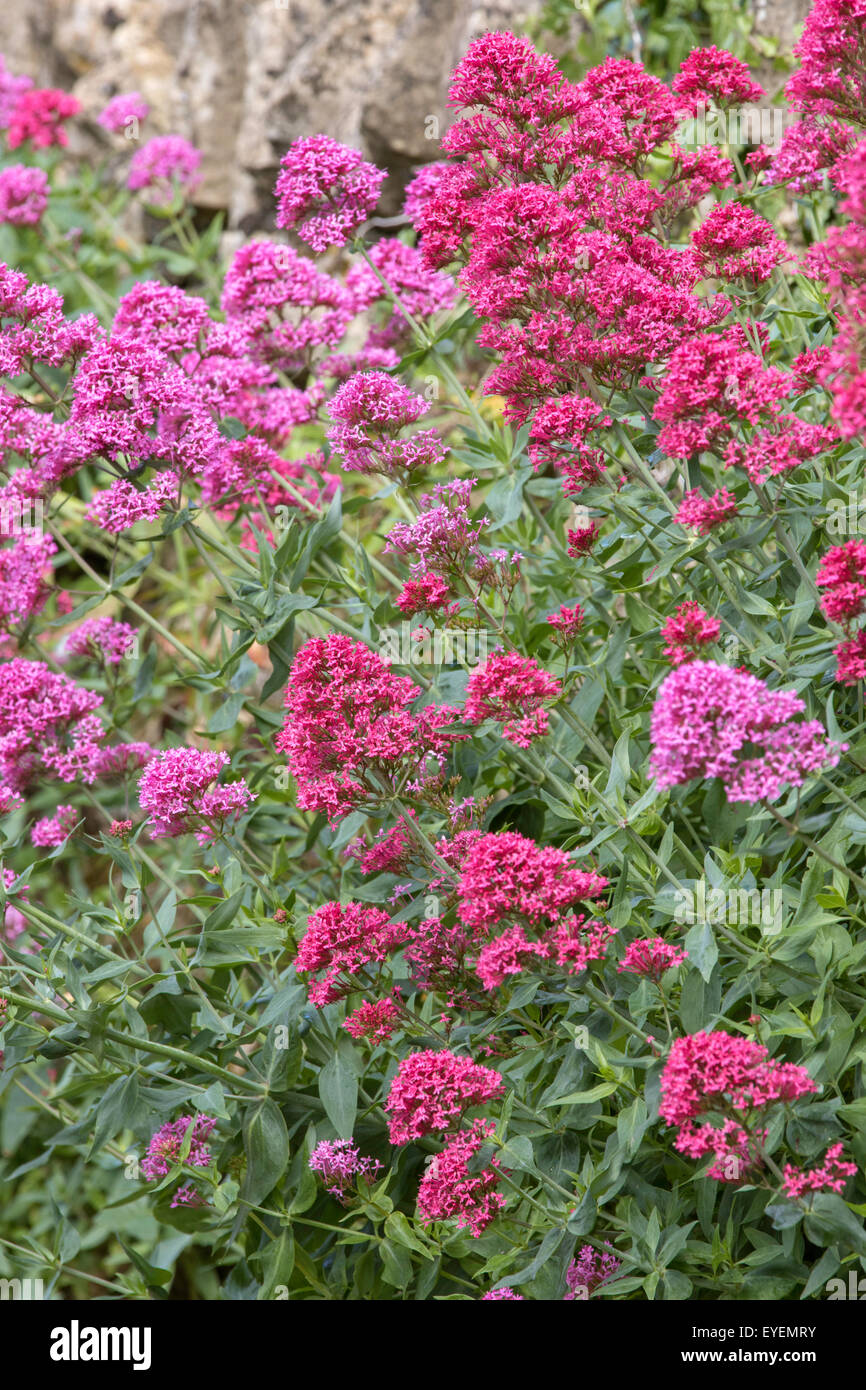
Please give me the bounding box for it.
[0,0,542,229]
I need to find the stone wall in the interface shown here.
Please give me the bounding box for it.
[0,0,542,229]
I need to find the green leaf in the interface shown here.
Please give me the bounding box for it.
[318,1047,359,1139]
[239,1099,289,1209]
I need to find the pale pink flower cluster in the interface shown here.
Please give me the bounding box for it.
[650,660,844,803]
[137,747,254,845]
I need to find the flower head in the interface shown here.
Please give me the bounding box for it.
[385,1049,504,1144]
[274,135,385,252]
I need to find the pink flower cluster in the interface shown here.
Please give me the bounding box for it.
[275,635,461,824]
[661,601,720,666]
[457,830,608,932]
[660,1031,817,1182]
[65,615,137,665]
[141,1114,216,1178]
[6,88,80,149]
[0,533,56,633]
[416,1119,506,1237]
[617,938,688,981]
[0,658,105,789]
[295,900,414,1007]
[690,203,787,285]
[782,1143,857,1199]
[565,1244,621,1298]
[816,541,866,684]
[326,371,445,479]
[274,135,385,252]
[98,92,149,133]
[385,1049,504,1144]
[30,804,77,848]
[650,660,844,803]
[0,165,48,225]
[137,747,253,845]
[464,651,561,747]
[127,136,201,204]
[343,995,403,1044]
[308,1138,382,1201]
[673,487,739,535]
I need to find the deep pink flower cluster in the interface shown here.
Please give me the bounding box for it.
[782,1143,858,1199]
[673,487,739,535]
[308,1138,382,1201]
[834,629,866,684]
[409,30,744,528]
[660,1031,817,1181]
[345,818,417,875]
[395,571,454,617]
[416,1119,506,1237]
[97,92,149,133]
[6,88,80,149]
[274,135,386,252]
[672,46,765,109]
[343,995,403,1044]
[0,658,105,789]
[464,651,561,747]
[650,661,844,803]
[481,1288,525,1300]
[275,635,461,824]
[0,164,48,225]
[222,240,353,374]
[471,916,616,989]
[690,203,788,285]
[0,263,101,379]
[65,616,137,665]
[766,117,857,194]
[527,395,610,491]
[326,371,445,478]
[567,521,601,557]
[458,830,608,932]
[403,916,477,1009]
[724,418,836,487]
[0,533,56,633]
[653,326,791,462]
[617,937,688,981]
[403,163,452,227]
[816,541,866,683]
[127,135,202,203]
[295,900,414,1007]
[785,0,866,125]
[385,1050,504,1144]
[137,747,253,845]
[565,1244,621,1298]
[30,804,77,849]
[816,540,866,625]
[141,1114,216,1184]
[546,604,585,643]
[661,601,720,666]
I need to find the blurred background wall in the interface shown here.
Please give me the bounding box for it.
[0,0,544,228]
[0,0,813,231]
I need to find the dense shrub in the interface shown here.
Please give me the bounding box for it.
[1,1,866,1302]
